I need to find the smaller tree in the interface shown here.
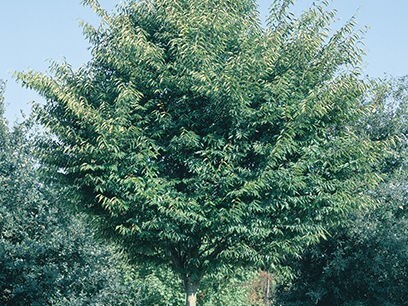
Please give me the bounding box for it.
[0,82,141,305]
[276,77,408,306]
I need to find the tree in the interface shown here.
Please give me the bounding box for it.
[275,77,408,306]
[17,1,381,304]
[0,82,141,305]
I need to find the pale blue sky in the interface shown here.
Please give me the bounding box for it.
[1,1,407,122]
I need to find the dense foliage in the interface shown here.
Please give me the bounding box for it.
[17,0,382,303]
[0,79,262,306]
[0,81,140,305]
[275,77,408,306]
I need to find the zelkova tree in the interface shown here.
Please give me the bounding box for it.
[18,0,381,304]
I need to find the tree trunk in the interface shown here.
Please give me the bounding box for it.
[185,277,198,306]
[264,273,271,306]
[262,270,273,306]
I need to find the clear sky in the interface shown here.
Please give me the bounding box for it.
[1,0,407,122]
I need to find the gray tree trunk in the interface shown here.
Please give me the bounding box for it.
[185,277,198,306]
